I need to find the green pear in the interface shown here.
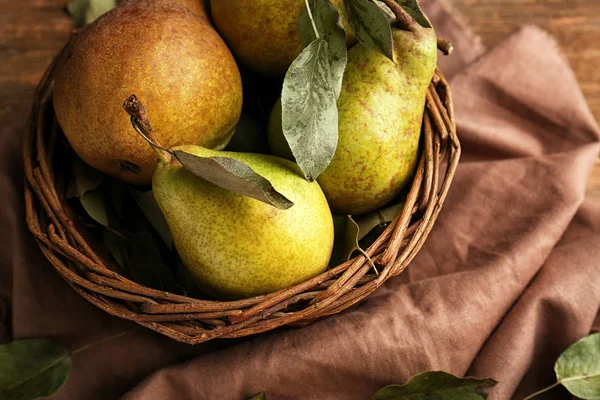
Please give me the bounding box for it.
[53,0,243,185]
[152,145,334,300]
[269,27,438,215]
[210,0,353,76]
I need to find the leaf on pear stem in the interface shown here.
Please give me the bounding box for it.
[173,151,294,210]
[371,371,497,400]
[554,332,600,399]
[298,0,348,97]
[66,0,117,26]
[345,0,394,61]
[281,39,339,181]
[0,339,72,400]
[394,0,432,28]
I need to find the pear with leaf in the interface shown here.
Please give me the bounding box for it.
[54,0,243,185]
[123,96,334,300]
[210,0,353,76]
[269,0,438,215]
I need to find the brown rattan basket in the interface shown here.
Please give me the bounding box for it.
[24,44,460,345]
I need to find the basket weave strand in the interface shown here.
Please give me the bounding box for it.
[24,44,460,344]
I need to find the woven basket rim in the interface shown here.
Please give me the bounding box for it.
[23,41,461,345]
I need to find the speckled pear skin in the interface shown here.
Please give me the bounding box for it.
[209,0,353,77]
[268,28,438,215]
[152,145,334,300]
[53,0,243,185]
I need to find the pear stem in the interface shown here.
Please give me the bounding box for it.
[123,95,174,165]
[378,0,418,32]
[437,38,454,55]
[304,0,321,39]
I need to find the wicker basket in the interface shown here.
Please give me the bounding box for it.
[23,43,460,345]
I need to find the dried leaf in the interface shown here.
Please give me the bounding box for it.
[173,150,293,210]
[281,39,338,181]
[345,0,394,61]
[395,0,432,28]
[130,189,173,250]
[555,332,600,399]
[0,339,72,400]
[372,371,497,400]
[298,0,348,97]
[330,215,360,267]
[66,0,116,26]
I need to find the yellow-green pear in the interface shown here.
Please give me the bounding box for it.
[210,0,353,76]
[152,145,334,300]
[269,26,438,215]
[53,0,243,185]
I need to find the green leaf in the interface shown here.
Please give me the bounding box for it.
[67,158,104,199]
[130,189,173,250]
[372,371,497,400]
[354,202,405,241]
[249,393,266,400]
[80,191,110,227]
[330,215,360,267]
[173,151,294,210]
[555,333,600,399]
[282,39,338,181]
[66,0,117,26]
[0,339,72,400]
[124,232,179,292]
[345,0,394,61]
[298,0,348,97]
[103,231,126,269]
[395,0,432,28]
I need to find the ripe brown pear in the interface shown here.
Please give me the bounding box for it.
[210,0,353,76]
[53,0,242,185]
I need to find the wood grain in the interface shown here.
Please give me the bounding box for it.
[448,0,600,196]
[0,0,598,195]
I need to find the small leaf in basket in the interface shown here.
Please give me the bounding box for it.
[281,39,339,181]
[123,232,179,293]
[345,0,394,61]
[80,190,110,227]
[330,215,361,267]
[249,393,267,400]
[66,0,117,26]
[354,202,405,241]
[66,158,104,199]
[395,0,432,28]
[130,188,173,250]
[554,332,600,399]
[0,339,72,400]
[103,231,126,269]
[371,371,497,400]
[298,0,348,97]
[173,150,294,210]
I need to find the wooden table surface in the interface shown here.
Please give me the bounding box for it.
[1,0,599,195]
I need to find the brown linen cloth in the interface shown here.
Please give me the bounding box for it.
[2,2,599,400]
